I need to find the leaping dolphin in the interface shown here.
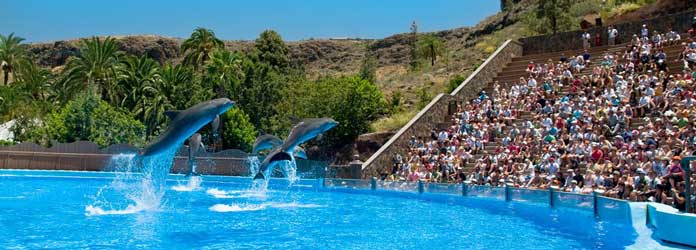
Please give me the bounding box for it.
[253,118,338,180]
[187,133,205,176]
[251,134,308,159]
[252,134,283,155]
[139,98,235,157]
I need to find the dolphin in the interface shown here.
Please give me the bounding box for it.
[251,134,308,159]
[139,98,235,157]
[251,134,283,155]
[253,118,338,180]
[186,133,205,176]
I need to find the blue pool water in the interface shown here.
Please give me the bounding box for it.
[0,170,640,249]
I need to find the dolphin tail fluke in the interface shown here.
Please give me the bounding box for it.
[253,172,265,180]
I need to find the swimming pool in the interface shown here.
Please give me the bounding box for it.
[0,170,642,249]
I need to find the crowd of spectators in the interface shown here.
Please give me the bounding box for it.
[387,21,696,213]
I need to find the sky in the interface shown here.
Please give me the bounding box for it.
[0,0,500,43]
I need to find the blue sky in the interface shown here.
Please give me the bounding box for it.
[0,0,500,43]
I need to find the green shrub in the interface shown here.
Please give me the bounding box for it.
[221,108,256,152]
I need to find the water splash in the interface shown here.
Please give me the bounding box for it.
[247,156,260,177]
[279,159,298,185]
[85,150,176,216]
[171,176,203,192]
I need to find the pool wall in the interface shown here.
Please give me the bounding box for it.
[647,203,696,247]
[322,178,633,224]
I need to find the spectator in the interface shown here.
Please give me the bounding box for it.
[641,24,649,39]
[608,26,618,45]
[582,31,592,49]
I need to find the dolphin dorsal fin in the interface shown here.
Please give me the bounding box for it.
[163,110,181,120]
[288,115,301,125]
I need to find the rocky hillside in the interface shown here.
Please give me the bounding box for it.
[25,1,533,108]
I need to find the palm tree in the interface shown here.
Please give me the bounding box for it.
[417,35,445,66]
[117,55,160,117]
[14,59,52,103]
[205,48,244,98]
[64,36,120,100]
[181,28,224,69]
[160,63,194,109]
[0,33,26,85]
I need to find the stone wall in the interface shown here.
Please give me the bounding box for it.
[521,10,696,55]
[360,94,455,178]
[360,39,522,178]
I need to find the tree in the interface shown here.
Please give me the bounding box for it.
[417,35,446,66]
[358,54,377,83]
[409,21,419,70]
[14,59,53,107]
[255,30,289,70]
[64,36,120,100]
[278,76,387,152]
[220,108,256,152]
[117,55,160,116]
[159,63,209,110]
[181,27,224,69]
[532,0,575,35]
[34,94,145,147]
[0,33,26,85]
[204,48,244,98]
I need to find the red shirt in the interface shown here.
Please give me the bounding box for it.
[591,149,603,162]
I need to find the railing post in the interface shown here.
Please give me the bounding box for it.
[593,191,599,218]
[549,187,554,208]
[462,182,468,196]
[418,180,424,194]
[505,184,512,202]
[371,177,377,191]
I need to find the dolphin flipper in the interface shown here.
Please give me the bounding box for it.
[293,146,308,159]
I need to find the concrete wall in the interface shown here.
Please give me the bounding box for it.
[521,10,696,55]
[360,40,523,178]
[0,141,327,177]
[647,203,696,247]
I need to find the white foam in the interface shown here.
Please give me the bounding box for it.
[209,203,266,212]
[171,176,202,192]
[85,204,147,216]
[209,201,324,213]
[205,188,267,199]
[0,196,25,199]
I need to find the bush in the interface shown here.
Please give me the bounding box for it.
[446,74,467,94]
[221,108,256,152]
[32,94,146,147]
[370,110,417,132]
[569,0,603,17]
